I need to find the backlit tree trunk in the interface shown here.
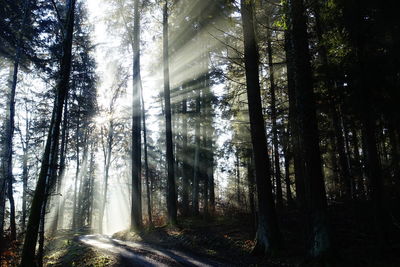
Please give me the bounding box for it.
[289,0,332,259]
[240,0,282,255]
[131,0,142,231]
[20,1,76,265]
[163,0,177,225]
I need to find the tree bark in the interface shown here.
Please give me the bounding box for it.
[53,95,69,232]
[266,25,283,208]
[0,0,30,242]
[20,1,76,265]
[140,80,153,226]
[236,151,241,207]
[247,151,256,233]
[163,0,177,225]
[192,86,201,216]
[282,130,294,206]
[289,0,332,259]
[21,108,30,231]
[240,0,282,255]
[72,106,80,230]
[100,121,113,233]
[284,24,306,210]
[131,0,142,231]
[181,93,190,216]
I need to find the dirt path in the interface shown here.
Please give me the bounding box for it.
[78,235,226,266]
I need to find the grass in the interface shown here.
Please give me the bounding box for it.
[44,230,115,267]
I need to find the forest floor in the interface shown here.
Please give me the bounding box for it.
[42,203,400,266]
[2,202,398,266]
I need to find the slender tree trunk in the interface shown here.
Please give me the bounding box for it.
[236,151,241,207]
[3,33,19,245]
[350,124,365,199]
[202,126,209,216]
[266,26,283,208]
[207,127,215,214]
[72,107,80,230]
[331,101,352,199]
[53,95,69,232]
[100,122,113,234]
[140,80,152,226]
[21,116,29,231]
[289,0,332,259]
[192,89,201,216]
[342,113,356,198]
[37,194,47,267]
[389,125,400,192]
[163,0,177,225]
[0,0,30,243]
[20,1,76,265]
[247,151,256,233]
[284,25,306,210]
[328,137,340,198]
[88,143,95,228]
[181,95,190,216]
[77,141,88,228]
[203,165,209,216]
[241,0,282,255]
[361,100,386,245]
[282,131,294,206]
[131,0,142,231]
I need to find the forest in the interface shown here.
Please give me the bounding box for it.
[0,0,399,266]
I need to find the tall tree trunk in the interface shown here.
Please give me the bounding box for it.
[37,190,48,267]
[313,1,352,200]
[181,94,190,216]
[289,0,332,259]
[2,30,19,246]
[21,113,29,231]
[87,143,95,228]
[350,124,365,199]
[240,0,282,255]
[331,101,352,199]
[389,125,400,193]
[282,130,294,206]
[361,105,386,245]
[20,1,76,265]
[236,151,241,207]
[328,136,340,198]
[100,122,113,234]
[0,0,30,243]
[266,25,283,208]
[37,134,60,267]
[207,126,215,215]
[203,128,209,216]
[163,0,177,225]
[192,88,201,216]
[247,151,256,233]
[351,2,387,245]
[284,25,306,210]
[140,80,152,226]
[131,0,142,231]
[53,95,69,232]
[77,140,88,228]
[72,106,80,230]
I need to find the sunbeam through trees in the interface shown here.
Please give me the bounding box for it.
[0,0,400,266]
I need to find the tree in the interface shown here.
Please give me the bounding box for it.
[131,0,142,231]
[20,0,76,265]
[240,0,282,255]
[0,0,30,243]
[163,0,177,226]
[287,0,332,260]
